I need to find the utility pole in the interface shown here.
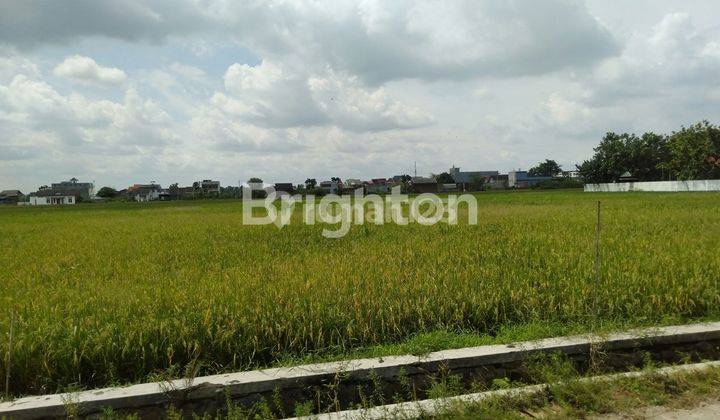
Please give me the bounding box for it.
[414,161,417,178]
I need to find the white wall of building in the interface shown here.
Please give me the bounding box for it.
[134,191,160,202]
[584,180,720,192]
[29,195,75,205]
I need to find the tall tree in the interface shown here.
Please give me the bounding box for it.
[579,122,720,183]
[528,159,562,177]
[434,172,455,183]
[305,178,317,190]
[468,174,485,191]
[96,187,117,198]
[665,121,720,180]
[577,132,635,183]
[629,132,669,181]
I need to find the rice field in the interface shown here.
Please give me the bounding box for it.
[1,190,720,395]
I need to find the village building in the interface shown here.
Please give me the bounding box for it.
[127,183,162,202]
[0,190,24,204]
[28,190,76,205]
[410,176,438,193]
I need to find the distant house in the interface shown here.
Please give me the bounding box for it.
[319,180,341,194]
[410,177,438,193]
[439,183,460,192]
[390,175,406,183]
[127,183,162,202]
[244,181,265,199]
[50,178,94,200]
[562,170,581,179]
[197,180,220,196]
[28,190,76,205]
[365,178,391,194]
[340,179,363,194]
[247,181,264,190]
[158,190,173,201]
[179,186,195,198]
[507,171,553,188]
[486,174,509,189]
[618,171,637,183]
[0,190,24,205]
[164,186,193,200]
[273,183,296,194]
[449,167,499,191]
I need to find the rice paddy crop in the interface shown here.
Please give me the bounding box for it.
[1,190,719,395]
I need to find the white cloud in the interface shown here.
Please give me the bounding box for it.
[216,60,327,128]
[588,13,720,105]
[543,93,592,125]
[221,0,617,84]
[2,1,618,83]
[217,60,433,131]
[0,0,210,48]
[53,55,127,86]
[3,2,720,193]
[0,74,172,152]
[0,50,40,83]
[169,62,206,79]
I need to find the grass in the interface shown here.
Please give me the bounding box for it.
[1,190,720,396]
[435,362,720,419]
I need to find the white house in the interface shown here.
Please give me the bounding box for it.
[127,183,162,202]
[319,180,341,194]
[29,194,76,205]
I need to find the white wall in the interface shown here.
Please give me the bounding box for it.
[28,196,75,205]
[585,180,720,192]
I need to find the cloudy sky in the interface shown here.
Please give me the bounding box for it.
[2,0,720,192]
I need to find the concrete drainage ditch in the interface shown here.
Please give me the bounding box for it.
[2,322,720,419]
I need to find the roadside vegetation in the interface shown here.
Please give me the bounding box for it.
[50,356,720,419]
[435,362,720,419]
[1,190,720,396]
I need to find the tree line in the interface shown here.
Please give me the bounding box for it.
[578,120,720,183]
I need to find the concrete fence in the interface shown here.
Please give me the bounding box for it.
[584,179,720,192]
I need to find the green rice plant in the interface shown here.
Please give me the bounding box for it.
[0,191,719,395]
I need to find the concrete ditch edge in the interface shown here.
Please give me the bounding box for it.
[2,321,720,418]
[298,360,720,419]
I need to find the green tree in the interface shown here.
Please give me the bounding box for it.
[434,172,455,184]
[96,186,117,198]
[578,132,672,183]
[468,174,485,191]
[577,132,635,183]
[628,132,669,181]
[167,183,180,200]
[219,186,240,199]
[528,159,562,177]
[305,178,317,190]
[665,121,720,180]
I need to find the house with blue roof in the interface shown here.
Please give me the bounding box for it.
[508,171,553,188]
